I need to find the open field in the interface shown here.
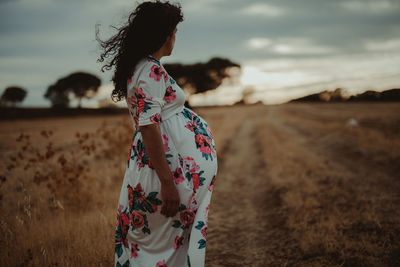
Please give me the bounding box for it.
[1,102,399,266]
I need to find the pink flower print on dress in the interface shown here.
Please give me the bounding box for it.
[116,204,123,227]
[130,210,145,229]
[180,209,195,228]
[194,220,207,248]
[134,183,158,213]
[156,259,167,267]
[128,184,134,208]
[184,120,199,133]
[174,236,184,250]
[205,203,210,217]
[120,212,129,237]
[192,173,200,192]
[187,192,198,211]
[162,134,169,152]
[163,86,176,103]
[184,156,200,173]
[172,167,184,184]
[201,225,207,239]
[116,205,130,249]
[136,142,148,171]
[195,134,212,155]
[133,184,146,206]
[208,175,216,191]
[149,65,165,82]
[130,242,140,258]
[135,88,150,115]
[127,96,137,109]
[150,113,162,124]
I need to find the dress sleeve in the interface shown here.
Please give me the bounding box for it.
[134,63,167,126]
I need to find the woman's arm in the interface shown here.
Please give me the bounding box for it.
[139,123,180,217]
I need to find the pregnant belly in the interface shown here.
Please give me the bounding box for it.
[174,112,218,194]
[159,107,218,178]
[178,107,217,160]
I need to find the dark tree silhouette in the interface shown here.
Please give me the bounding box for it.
[45,72,101,108]
[288,88,400,103]
[163,57,241,95]
[44,84,70,108]
[0,86,27,107]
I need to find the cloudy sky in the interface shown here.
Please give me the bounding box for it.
[1,0,399,107]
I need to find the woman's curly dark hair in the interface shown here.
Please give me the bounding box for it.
[95,0,184,102]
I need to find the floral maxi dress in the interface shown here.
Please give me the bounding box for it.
[114,55,218,267]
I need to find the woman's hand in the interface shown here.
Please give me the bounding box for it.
[160,179,180,217]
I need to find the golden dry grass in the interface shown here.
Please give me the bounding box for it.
[0,102,399,266]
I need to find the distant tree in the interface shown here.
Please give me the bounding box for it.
[45,72,101,108]
[289,87,348,103]
[0,86,27,107]
[163,57,241,96]
[44,84,70,108]
[348,90,381,102]
[380,88,400,101]
[330,88,348,101]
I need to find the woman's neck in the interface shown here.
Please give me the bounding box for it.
[149,52,162,61]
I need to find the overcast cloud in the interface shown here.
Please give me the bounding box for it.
[1,0,399,106]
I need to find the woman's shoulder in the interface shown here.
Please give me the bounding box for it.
[137,57,164,76]
[129,56,167,89]
[142,57,169,84]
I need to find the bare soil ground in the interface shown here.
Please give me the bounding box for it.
[0,102,399,266]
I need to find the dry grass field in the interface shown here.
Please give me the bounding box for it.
[0,102,399,266]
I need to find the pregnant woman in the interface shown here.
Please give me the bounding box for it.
[96,1,218,266]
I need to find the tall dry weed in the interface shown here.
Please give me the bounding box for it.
[0,116,133,266]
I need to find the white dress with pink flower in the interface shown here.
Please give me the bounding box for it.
[114,55,218,267]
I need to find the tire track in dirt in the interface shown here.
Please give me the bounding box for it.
[206,110,300,266]
[262,105,400,266]
[272,105,400,194]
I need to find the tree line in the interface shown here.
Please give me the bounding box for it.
[0,57,240,108]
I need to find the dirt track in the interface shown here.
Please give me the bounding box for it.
[199,103,400,266]
[204,108,295,266]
